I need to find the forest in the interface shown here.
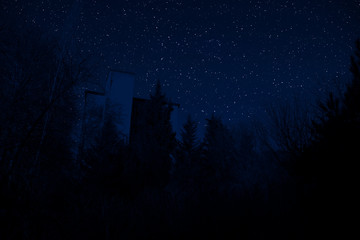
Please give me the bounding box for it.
[0,24,359,239]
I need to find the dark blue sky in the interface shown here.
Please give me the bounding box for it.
[2,0,360,134]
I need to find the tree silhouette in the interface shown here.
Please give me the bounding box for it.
[301,40,360,179]
[179,114,199,162]
[133,80,176,188]
[344,40,360,116]
[294,40,360,238]
[200,115,238,194]
[0,24,91,185]
[0,24,93,240]
[172,114,200,196]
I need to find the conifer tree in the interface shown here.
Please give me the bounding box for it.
[136,80,176,188]
[201,115,237,193]
[307,39,360,174]
[296,40,360,237]
[173,114,199,192]
[344,39,360,119]
[180,114,199,162]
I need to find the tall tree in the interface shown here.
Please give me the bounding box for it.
[304,40,360,177]
[179,114,199,162]
[172,114,200,194]
[134,80,176,188]
[200,115,238,194]
[344,39,360,119]
[295,40,360,238]
[0,24,93,239]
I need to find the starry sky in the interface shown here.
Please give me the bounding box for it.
[2,0,360,135]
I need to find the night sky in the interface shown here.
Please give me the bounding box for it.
[2,0,360,135]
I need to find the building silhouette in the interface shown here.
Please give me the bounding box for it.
[81,70,180,150]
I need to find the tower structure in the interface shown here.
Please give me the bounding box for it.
[81,70,180,151]
[81,70,135,149]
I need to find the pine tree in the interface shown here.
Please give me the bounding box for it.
[136,80,176,188]
[173,114,199,193]
[344,39,360,119]
[200,115,237,194]
[307,40,360,175]
[180,114,199,161]
[296,40,360,237]
[148,80,176,156]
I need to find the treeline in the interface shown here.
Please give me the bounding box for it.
[1,25,359,239]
